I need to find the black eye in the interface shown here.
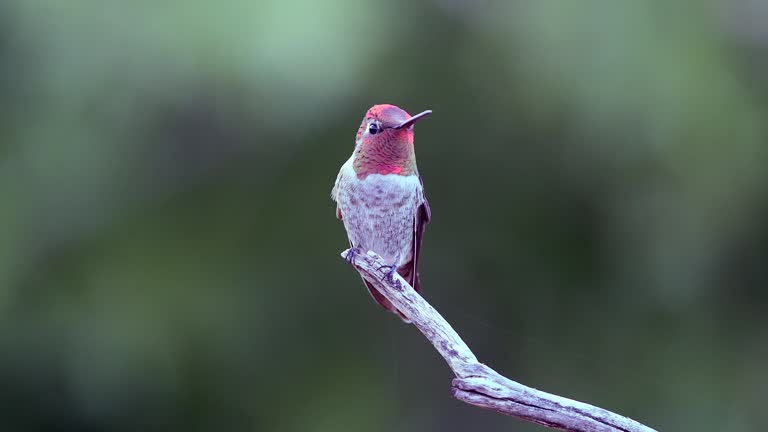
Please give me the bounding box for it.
[368,123,380,134]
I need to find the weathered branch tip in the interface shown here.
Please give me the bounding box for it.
[341,248,657,432]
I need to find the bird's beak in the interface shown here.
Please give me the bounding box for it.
[393,110,432,129]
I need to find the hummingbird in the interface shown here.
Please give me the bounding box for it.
[331,104,432,321]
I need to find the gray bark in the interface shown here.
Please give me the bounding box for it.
[342,249,658,432]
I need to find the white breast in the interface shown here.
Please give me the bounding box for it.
[332,157,423,266]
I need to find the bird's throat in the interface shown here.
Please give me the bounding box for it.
[353,138,416,179]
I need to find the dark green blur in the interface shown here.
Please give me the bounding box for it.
[1,1,766,431]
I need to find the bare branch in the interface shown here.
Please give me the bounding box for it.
[342,249,658,432]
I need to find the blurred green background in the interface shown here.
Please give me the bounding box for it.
[1,1,767,431]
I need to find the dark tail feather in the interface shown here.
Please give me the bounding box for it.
[360,261,420,322]
[361,276,411,323]
[397,261,420,293]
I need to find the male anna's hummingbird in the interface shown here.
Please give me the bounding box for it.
[331,104,432,321]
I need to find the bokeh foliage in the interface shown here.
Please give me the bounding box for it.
[1,1,767,431]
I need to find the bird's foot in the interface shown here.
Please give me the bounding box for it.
[377,264,398,283]
[345,247,361,264]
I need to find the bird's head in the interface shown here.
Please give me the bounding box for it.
[355,104,432,148]
[351,104,431,178]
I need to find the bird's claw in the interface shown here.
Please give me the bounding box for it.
[345,247,361,264]
[377,264,398,283]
